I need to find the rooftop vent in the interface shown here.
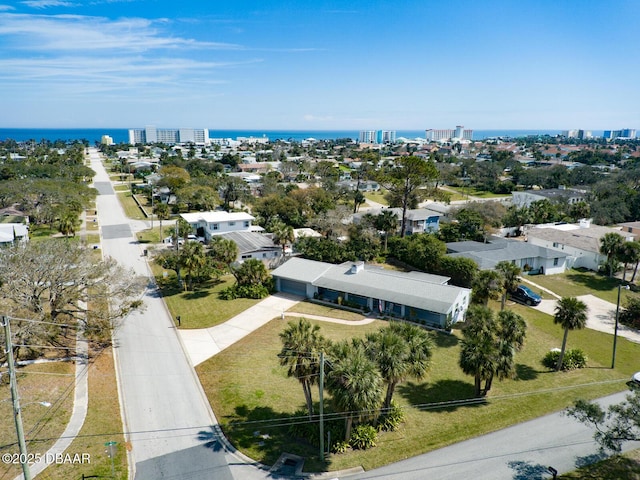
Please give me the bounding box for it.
[350,262,365,274]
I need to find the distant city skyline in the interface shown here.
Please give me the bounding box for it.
[0,1,638,130]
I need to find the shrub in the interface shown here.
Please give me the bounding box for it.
[542,348,588,371]
[377,401,405,432]
[349,424,377,450]
[331,440,351,454]
[620,296,640,329]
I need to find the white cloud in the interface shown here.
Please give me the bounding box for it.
[0,13,241,52]
[21,1,76,8]
[0,5,15,11]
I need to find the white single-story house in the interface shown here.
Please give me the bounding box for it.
[446,237,568,275]
[0,223,28,245]
[526,220,634,271]
[272,258,471,330]
[180,211,263,241]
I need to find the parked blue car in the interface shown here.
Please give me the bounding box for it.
[510,285,542,306]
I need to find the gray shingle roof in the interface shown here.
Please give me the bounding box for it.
[446,238,567,269]
[272,258,468,315]
[219,231,279,255]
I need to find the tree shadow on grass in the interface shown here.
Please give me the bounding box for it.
[183,289,211,300]
[217,404,325,471]
[398,379,485,412]
[566,272,618,292]
[569,453,640,479]
[432,331,459,348]
[515,363,539,381]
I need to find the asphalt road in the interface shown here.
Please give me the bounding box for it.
[341,391,640,480]
[90,150,242,480]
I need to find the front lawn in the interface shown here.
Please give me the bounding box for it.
[363,190,389,206]
[151,263,261,329]
[526,269,639,304]
[287,301,366,321]
[198,306,635,473]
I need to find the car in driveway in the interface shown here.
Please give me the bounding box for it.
[510,285,542,306]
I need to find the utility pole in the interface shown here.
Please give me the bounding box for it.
[3,316,32,480]
[318,351,325,460]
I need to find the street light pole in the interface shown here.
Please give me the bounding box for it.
[612,284,629,369]
[2,316,32,480]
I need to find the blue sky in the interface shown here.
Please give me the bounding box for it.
[0,0,637,130]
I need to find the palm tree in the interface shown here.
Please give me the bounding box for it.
[365,322,433,410]
[327,340,382,440]
[374,210,398,253]
[179,240,206,290]
[272,222,295,255]
[553,296,588,371]
[153,202,170,240]
[57,211,80,238]
[599,232,625,277]
[208,237,239,270]
[278,318,327,419]
[618,241,640,282]
[495,261,522,310]
[487,310,527,392]
[459,306,526,396]
[459,306,496,396]
[471,270,503,305]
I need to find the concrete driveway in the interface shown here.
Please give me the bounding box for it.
[533,294,640,343]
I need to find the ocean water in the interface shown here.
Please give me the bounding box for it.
[0,128,580,144]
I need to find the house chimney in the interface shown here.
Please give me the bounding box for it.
[579,218,591,229]
[350,262,365,274]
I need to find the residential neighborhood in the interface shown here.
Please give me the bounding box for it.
[1,130,640,480]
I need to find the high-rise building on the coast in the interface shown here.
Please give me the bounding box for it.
[425,126,472,142]
[562,129,593,140]
[128,126,210,145]
[358,130,397,144]
[603,128,636,140]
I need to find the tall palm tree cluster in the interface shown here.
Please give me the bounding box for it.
[459,306,527,397]
[278,319,434,441]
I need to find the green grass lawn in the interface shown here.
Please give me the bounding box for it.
[363,190,389,206]
[197,303,636,473]
[287,301,366,321]
[525,269,639,304]
[117,191,146,220]
[150,263,261,329]
[561,449,640,478]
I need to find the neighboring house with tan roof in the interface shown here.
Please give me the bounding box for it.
[617,221,640,240]
[526,220,634,271]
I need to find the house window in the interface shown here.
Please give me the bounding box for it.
[263,253,267,258]
[553,242,558,248]
[228,221,236,227]
[244,221,250,227]
[241,254,251,259]
[211,223,219,231]
[553,257,559,266]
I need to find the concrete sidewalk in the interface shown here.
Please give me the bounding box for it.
[178,294,302,366]
[178,296,380,367]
